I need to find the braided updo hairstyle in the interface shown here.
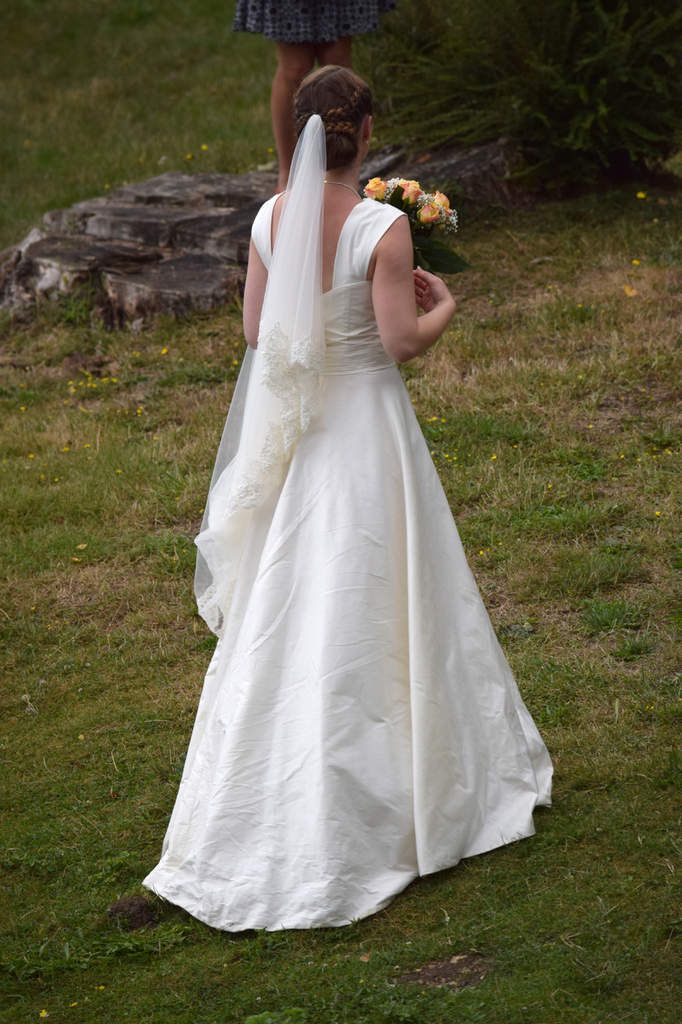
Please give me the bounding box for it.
[293,65,373,170]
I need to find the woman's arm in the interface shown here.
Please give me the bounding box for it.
[371,215,456,363]
[242,240,269,348]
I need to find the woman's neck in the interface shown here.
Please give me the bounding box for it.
[323,157,363,191]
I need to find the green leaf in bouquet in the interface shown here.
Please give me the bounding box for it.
[413,235,470,274]
[387,188,407,211]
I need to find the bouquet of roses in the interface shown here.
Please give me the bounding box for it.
[363,177,469,274]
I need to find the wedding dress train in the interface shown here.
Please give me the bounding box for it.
[141,194,553,931]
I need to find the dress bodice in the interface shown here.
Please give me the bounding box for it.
[250,195,405,374]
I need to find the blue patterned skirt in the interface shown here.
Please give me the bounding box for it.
[233,1,397,43]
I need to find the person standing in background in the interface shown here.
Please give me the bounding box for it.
[233,1,396,188]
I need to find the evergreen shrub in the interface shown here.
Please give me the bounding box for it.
[365,0,682,189]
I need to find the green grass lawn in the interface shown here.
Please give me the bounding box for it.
[1,3,681,1023]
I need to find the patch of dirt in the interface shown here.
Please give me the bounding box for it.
[107,894,158,930]
[61,349,122,378]
[394,951,493,990]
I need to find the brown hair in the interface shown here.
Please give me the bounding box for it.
[293,65,373,170]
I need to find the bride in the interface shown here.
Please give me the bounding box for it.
[141,65,553,931]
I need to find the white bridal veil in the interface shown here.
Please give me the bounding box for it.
[193,114,327,637]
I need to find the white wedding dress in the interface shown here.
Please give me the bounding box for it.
[141,194,553,931]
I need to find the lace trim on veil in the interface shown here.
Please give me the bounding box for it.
[193,117,327,637]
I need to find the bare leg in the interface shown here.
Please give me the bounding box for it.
[314,36,353,68]
[271,42,316,189]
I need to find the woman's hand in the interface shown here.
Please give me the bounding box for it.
[413,267,455,315]
[372,217,457,363]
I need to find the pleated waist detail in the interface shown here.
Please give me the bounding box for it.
[323,338,395,375]
[322,282,395,375]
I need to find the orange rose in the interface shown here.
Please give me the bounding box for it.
[401,179,422,204]
[417,201,441,224]
[364,176,387,200]
[433,190,451,211]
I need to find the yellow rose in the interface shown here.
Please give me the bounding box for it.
[433,190,451,211]
[401,179,422,204]
[364,176,387,200]
[417,201,441,224]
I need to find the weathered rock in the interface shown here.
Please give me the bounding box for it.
[170,201,262,262]
[398,137,525,205]
[2,139,525,326]
[102,253,243,326]
[361,145,404,180]
[4,235,162,312]
[108,170,276,208]
[362,137,525,205]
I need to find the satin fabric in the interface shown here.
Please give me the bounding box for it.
[141,199,553,930]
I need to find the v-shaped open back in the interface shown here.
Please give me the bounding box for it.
[251,194,406,296]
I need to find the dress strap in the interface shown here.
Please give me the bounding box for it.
[250,194,280,268]
[333,200,407,287]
